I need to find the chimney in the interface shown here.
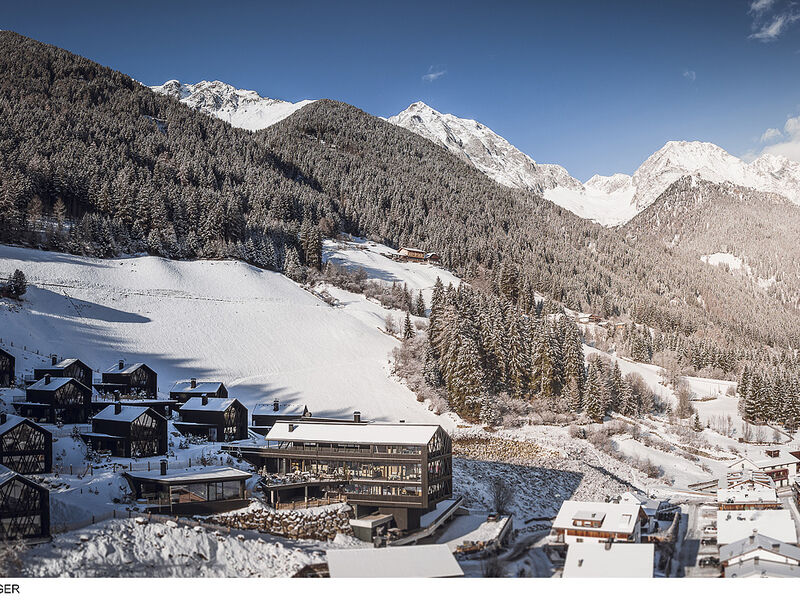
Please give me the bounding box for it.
[113,390,120,402]
[772,542,781,550]
[273,399,280,412]
[0,414,6,425]
[190,378,197,389]
[201,394,208,406]
[114,402,122,415]
[51,355,58,366]
[289,424,297,432]
[44,374,51,385]
[604,540,613,551]
[118,360,124,371]
[160,459,167,476]
[354,411,361,423]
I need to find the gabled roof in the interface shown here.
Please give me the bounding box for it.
[93,405,162,423]
[38,358,90,371]
[0,348,14,360]
[252,402,308,417]
[720,533,800,564]
[725,560,800,578]
[265,421,440,446]
[170,380,225,395]
[553,501,644,535]
[0,464,16,486]
[564,543,654,578]
[179,396,240,412]
[730,449,800,470]
[104,362,151,375]
[0,414,49,437]
[398,247,426,254]
[28,376,91,393]
[326,545,463,578]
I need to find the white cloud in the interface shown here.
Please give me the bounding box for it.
[761,114,800,161]
[682,69,696,81]
[749,0,776,14]
[760,127,783,142]
[422,65,447,82]
[750,12,800,40]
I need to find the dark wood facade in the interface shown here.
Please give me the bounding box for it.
[169,379,228,404]
[0,415,52,474]
[251,401,310,434]
[0,466,50,541]
[176,397,248,442]
[83,404,167,458]
[96,361,158,398]
[34,357,93,389]
[17,376,93,424]
[0,349,14,388]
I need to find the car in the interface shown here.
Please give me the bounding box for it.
[700,537,717,545]
[698,556,720,567]
[703,526,717,535]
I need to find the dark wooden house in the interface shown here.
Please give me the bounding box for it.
[16,375,92,424]
[82,403,167,458]
[123,462,251,514]
[0,414,52,474]
[0,348,14,388]
[169,379,228,404]
[95,361,158,398]
[34,357,93,389]
[175,396,248,442]
[0,465,50,541]
[250,400,311,435]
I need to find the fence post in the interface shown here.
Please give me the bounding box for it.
[92,515,95,524]
[70,465,73,475]
[148,462,150,472]
[189,458,192,467]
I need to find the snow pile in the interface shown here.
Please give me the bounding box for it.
[150,80,314,131]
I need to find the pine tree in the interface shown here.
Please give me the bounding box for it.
[584,361,606,422]
[403,313,415,340]
[413,290,426,317]
[4,269,27,299]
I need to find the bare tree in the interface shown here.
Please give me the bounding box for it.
[489,477,514,515]
[481,555,506,578]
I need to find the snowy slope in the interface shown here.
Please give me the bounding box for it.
[150,80,314,131]
[388,102,582,194]
[0,245,451,425]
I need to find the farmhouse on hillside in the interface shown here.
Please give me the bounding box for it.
[82,403,167,458]
[17,375,93,423]
[0,414,52,474]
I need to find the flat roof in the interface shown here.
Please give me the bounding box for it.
[717,486,778,504]
[126,466,252,484]
[265,421,439,446]
[564,543,654,578]
[349,514,394,528]
[553,501,643,535]
[717,510,798,545]
[326,545,463,578]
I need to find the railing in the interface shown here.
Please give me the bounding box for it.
[275,494,347,511]
[52,455,230,476]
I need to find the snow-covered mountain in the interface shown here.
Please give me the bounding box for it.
[388,102,800,227]
[150,80,314,131]
[387,102,583,194]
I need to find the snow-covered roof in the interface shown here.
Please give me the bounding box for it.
[170,380,225,395]
[265,421,439,446]
[563,543,654,578]
[730,449,800,470]
[326,545,463,578]
[717,510,798,545]
[93,405,155,423]
[39,358,87,371]
[717,485,778,505]
[104,362,148,375]
[720,533,800,564]
[180,396,239,412]
[553,501,644,535]
[127,466,251,484]
[725,470,774,490]
[725,560,800,578]
[0,414,27,436]
[398,247,426,254]
[252,402,307,417]
[27,376,83,392]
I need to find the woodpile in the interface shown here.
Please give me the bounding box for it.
[454,436,559,463]
[206,504,354,541]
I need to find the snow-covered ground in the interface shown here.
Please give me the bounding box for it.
[0,244,451,425]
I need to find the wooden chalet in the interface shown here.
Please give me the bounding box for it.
[95,361,158,398]
[551,500,647,544]
[0,414,52,474]
[0,348,14,388]
[175,396,248,442]
[16,375,92,424]
[225,415,453,530]
[718,470,780,510]
[82,403,167,458]
[728,448,800,488]
[397,247,427,263]
[34,356,93,389]
[425,252,442,265]
[123,462,251,514]
[0,465,50,541]
[250,400,311,435]
[169,379,228,404]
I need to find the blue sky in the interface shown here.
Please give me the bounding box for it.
[4,0,800,179]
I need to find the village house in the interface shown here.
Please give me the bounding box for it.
[716,510,798,545]
[123,462,251,514]
[0,465,50,541]
[0,348,14,388]
[95,361,158,398]
[169,379,228,404]
[551,500,647,544]
[563,542,655,578]
[728,448,800,488]
[82,403,167,458]
[250,400,311,435]
[175,396,248,442]
[226,416,453,531]
[717,471,780,510]
[33,356,93,389]
[0,414,52,474]
[397,247,427,263]
[325,545,463,578]
[720,532,800,578]
[16,375,93,423]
